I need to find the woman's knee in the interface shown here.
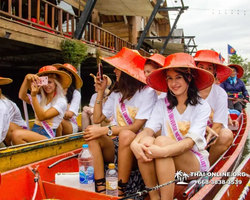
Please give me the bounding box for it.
[218,129,234,146]
[11,129,23,142]
[140,136,155,145]
[81,111,89,119]
[154,136,175,147]
[119,129,136,147]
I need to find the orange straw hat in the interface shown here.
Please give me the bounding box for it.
[89,73,112,88]
[228,64,244,78]
[147,53,165,67]
[194,50,232,83]
[101,47,147,84]
[0,77,13,85]
[36,66,72,89]
[146,53,215,92]
[53,63,83,89]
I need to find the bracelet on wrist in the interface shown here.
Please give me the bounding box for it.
[96,100,102,104]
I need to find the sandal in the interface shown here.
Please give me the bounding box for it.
[118,179,128,197]
[95,178,106,193]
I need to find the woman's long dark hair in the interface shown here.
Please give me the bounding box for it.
[167,68,201,109]
[66,73,76,103]
[109,71,146,103]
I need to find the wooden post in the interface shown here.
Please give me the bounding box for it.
[66,13,69,33]
[51,7,55,29]
[37,0,40,23]
[58,9,63,33]
[8,0,12,14]
[44,3,48,26]
[18,0,22,18]
[28,0,31,21]
[71,16,75,38]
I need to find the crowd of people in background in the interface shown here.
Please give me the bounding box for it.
[0,47,249,199]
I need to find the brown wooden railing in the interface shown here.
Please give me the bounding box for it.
[0,0,149,56]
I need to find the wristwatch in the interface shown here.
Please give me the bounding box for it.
[107,125,113,136]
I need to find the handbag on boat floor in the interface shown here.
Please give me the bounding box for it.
[55,172,80,189]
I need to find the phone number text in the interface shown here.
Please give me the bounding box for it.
[196,179,242,185]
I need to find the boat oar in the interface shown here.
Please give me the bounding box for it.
[48,153,79,169]
[119,179,178,200]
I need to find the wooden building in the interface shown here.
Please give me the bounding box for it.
[0,0,194,107]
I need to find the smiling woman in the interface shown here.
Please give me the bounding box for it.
[131,53,215,200]
[11,66,72,145]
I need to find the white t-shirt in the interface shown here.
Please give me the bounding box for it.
[158,92,167,99]
[205,84,228,128]
[2,99,26,127]
[68,90,81,116]
[145,98,211,152]
[103,86,157,127]
[34,95,67,129]
[89,93,97,107]
[0,100,10,142]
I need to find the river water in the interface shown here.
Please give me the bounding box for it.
[240,85,250,160]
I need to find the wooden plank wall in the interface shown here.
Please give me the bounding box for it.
[102,22,129,42]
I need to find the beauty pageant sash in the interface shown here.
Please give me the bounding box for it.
[27,94,55,138]
[165,98,207,171]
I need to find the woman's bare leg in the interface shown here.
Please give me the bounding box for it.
[154,136,200,200]
[11,129,48,145]
[118,130,137,197]
[81,111,90,130]
[138,136,160,200]
[87,135,115,193]
[61,119,73,135]
[56,123,63,137]
[209,128,233,165]
[4,122,23,146]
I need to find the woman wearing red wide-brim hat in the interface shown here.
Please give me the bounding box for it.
[220,63,249,112]
[131,53,214,200]
[83,47,157,196]
[144,53,167,99]
[194,50,234,165]
[53,63,83,136]
[11,66,72,144]
[194,49,232,84]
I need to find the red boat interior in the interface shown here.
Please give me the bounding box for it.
[0,149,118,200]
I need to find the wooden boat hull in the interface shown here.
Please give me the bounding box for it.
[0,133,85,172]
[214,153,250,199]
[0,148,118,200]
[186,111,250,199]
[0,114,84,172]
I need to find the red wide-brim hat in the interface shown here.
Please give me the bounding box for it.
[0,77,13,85]
[228,64,244,78]
[147,53,214,92]
[147,53,165,67]
[53,63,83,89]
[194,50,232,83]
[37,66,72,89]
[101,47,147,84]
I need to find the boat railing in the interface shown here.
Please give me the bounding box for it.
[0,0,150,56]
[0,131,84,151]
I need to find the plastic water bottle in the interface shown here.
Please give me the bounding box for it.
[78,144,95,192]
[106,163,118,196]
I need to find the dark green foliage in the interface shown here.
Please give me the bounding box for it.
[60,39,88,68]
